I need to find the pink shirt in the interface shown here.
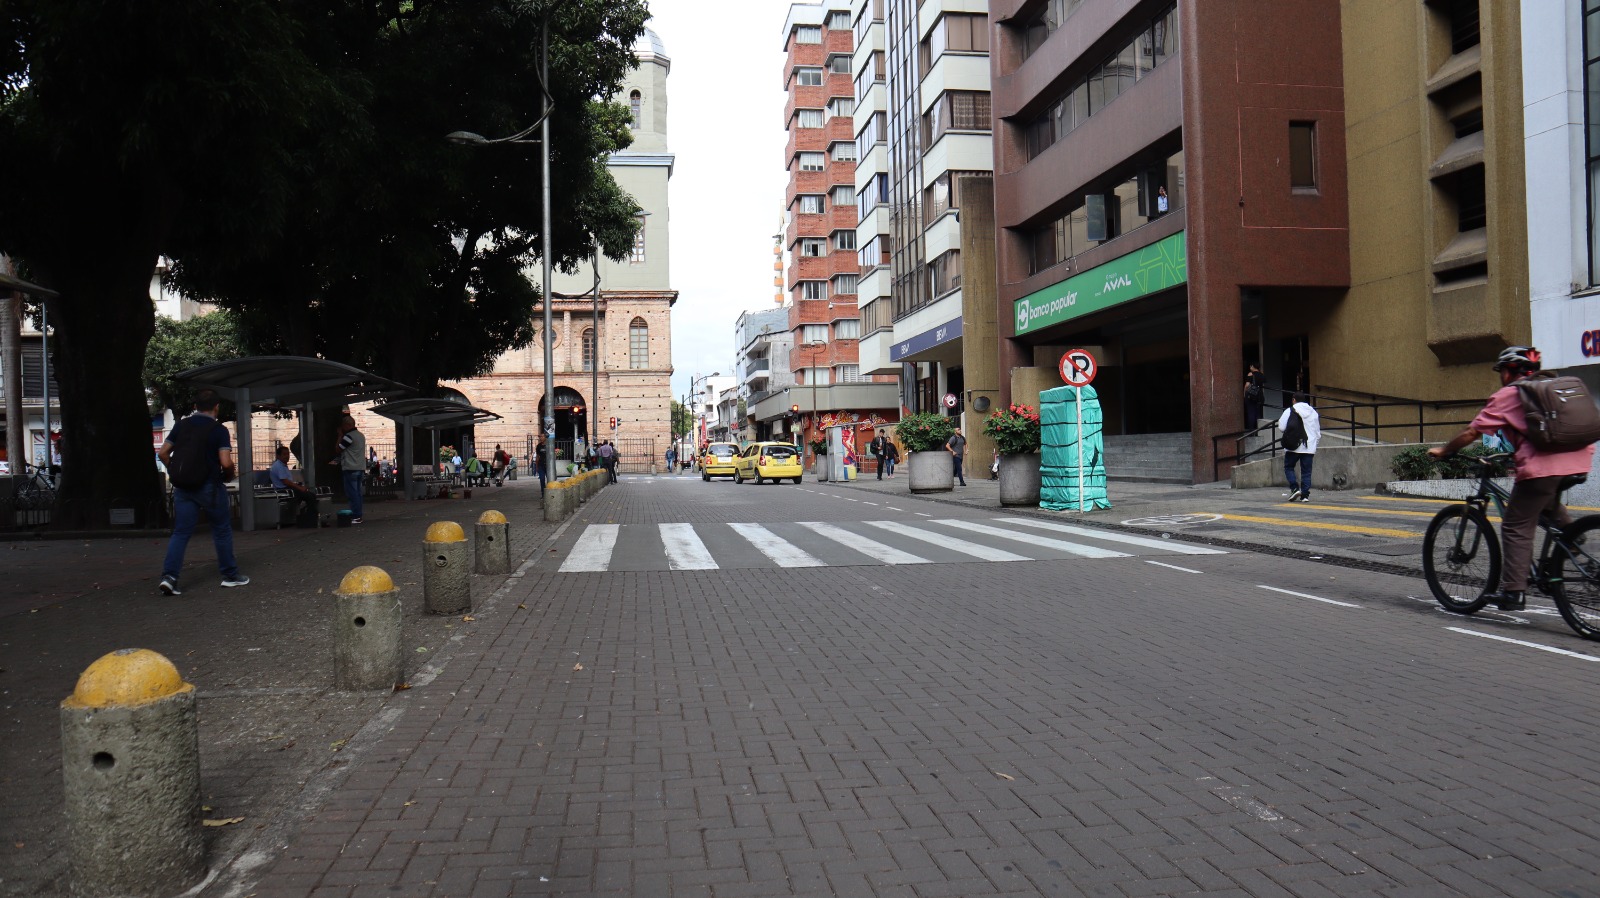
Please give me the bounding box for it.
[1472,383,1595,480]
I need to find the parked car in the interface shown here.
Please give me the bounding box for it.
[699,442,740,480]
[733,442,803,484]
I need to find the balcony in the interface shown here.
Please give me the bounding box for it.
[744,357,772,387]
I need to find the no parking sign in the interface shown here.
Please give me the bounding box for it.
[1059,348,1097,386]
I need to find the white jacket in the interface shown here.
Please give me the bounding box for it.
[1277,402,1322,453]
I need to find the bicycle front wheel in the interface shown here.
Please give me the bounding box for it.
[1553,516,1600,640]
[1422,505,1498,614]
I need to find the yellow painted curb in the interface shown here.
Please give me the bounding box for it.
[62,648,193,709]
[336,565,395,595]
[1222,513,1417,539]
[425,521,466,543]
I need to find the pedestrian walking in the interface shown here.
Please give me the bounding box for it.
[330,414,367,523]
[947,426,968,486]
[883,440,899,478]
[1244,363,1265,429]
[870,429,888,480]
[491,444,509,485]
[598,440,618,482]
[157,390,249,595]
[535,437,549,489]
[1277,392,1321,503]
[1429,346,1598,611]
[666,446,677,473]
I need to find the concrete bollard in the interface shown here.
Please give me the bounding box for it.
[333,566,404,690]
[474,510,511,575]
[544,485,567,523]
[60,649,204,898]
[423,521,471,614]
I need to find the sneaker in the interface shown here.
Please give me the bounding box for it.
[1490,589,1525,612]
[221,575,251,588]
[350,517,363,524]
[1283,490,1300,501]
[158,578,181,596]
[1298,494,1311,503]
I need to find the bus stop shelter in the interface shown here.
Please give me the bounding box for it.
[176,357,415,530]
[368,398,501,499]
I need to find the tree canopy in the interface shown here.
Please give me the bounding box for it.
[0,0,650,525]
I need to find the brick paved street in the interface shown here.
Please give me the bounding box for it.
[214,477,1600,897]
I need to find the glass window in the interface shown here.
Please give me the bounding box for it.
[831,141,857,161]
[855,51,885,102]
[800,282,828,301]
[855,111,887,159]
[828,54,852,74]
[854,0,883,46]
[833,273,859,294]
[582,329,595,372]
[802,323,829,342]
[835,364,861,382]
[799,194,824,214]
[827,10,851,31]
[629,91,641,129]
[795,67,823,87]
[799,151,826,172]
[801,238,827,257]
[1585,0,1600,283]
[629,318,649,369]
[828,97,855,118]
[797,108,825,129]
[928,250,962,296]
[834,320,861,340]
[631,226,645,264]
[831,184,856,206]
[832,230,857,251]
[923,91,991,146]
[1289,122,1317,189]
[795,25,822,44]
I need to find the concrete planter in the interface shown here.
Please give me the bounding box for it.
[907,450,954,493]
[816,456,829,482]
[998,453,1042,506]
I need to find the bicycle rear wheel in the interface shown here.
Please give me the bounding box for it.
[1422,505,1497,614]
[1552,516,1600,640]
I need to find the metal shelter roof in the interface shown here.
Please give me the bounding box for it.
[175,356,415,409]
[369,398,501,430]
[0,271,59,299]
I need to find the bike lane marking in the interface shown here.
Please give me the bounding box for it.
[1222,513,1415,539]
[1445,627,1600,662]
[1257,585,1362,608]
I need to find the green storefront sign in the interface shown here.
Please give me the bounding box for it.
[1014,230,1188,336]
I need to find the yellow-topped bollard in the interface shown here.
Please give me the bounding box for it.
[424,521,471,614]
[474,510,511,575]
[60,649,204,897]
[334,565,405,691]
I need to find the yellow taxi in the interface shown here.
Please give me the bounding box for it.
[700,442,741,480]
[733,441,804,485]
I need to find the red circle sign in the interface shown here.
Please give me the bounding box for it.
[1060,349,1097,386]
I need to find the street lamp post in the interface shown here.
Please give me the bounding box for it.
[800,340,826,467]
[688,372,720,453]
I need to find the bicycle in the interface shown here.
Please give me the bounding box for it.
[1422,453,1600,640]
[12,463,57,510]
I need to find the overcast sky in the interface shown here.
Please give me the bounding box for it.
[646,0,792,401]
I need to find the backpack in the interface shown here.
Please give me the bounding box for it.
[167,416,220,489]
[1281,408,1306,452]
[1245,381,1263,403]
[1515,372,1600,451]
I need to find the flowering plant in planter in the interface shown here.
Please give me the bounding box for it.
[895,412,956,453]
[983,404,1042,455]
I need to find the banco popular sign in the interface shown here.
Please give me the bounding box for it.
[1013,231,1188,336]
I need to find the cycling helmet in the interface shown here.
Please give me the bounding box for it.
[1492,345,1541,373]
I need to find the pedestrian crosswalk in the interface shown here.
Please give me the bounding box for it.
[553,516,1224,573]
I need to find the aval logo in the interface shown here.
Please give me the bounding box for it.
[1098,274,1133,296]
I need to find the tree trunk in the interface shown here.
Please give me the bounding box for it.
[0,269,23,471]
[49,266,162,529]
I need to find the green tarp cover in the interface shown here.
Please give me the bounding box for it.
[1039,385,1110,512]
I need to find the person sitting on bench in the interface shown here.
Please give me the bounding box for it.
[269,446,319,523]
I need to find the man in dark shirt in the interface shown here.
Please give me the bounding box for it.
[157,390,249,595]
[946,426,968,487]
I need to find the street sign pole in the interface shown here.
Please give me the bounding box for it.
[1058,349,1099,515]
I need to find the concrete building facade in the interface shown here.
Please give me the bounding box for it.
[436,28,678,467]
[735,307,795,443]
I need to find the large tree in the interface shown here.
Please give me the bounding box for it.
[0,0,648,527]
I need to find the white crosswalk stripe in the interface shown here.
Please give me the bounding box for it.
[558,523,619,572]
[732,523,826,567]
[549,518,1219,572]
[660,523,718,570]
[862,520,1029,562]
[993,517,1227,555]
[932,519,1131,559]
[797,521,928,565]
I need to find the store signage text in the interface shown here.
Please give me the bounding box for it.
[1013,231,1188,336]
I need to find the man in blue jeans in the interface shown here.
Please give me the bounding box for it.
[158,391,249,595]
[330,414,367,523]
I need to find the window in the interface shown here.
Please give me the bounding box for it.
[858,234,892,269]
[631,226,646,264]
[928,250,962,296]
[803,367,832,386]
[835,364,862,382]
[827,54,851,74]
[1585,0,1600,283]
[1456,165,1487,232]
[854,0,883,45]
[828,97,854,118]
[831,184,856,206]
[798,151,826,172]
[1022,0,1083,58]
[834,319,861,340]
[831,141,857,162]
[833,273,859,294]
[629,91,641,129]
[855,111,887,159]
[629,318,649,369]
[919,13,989,74]
[800,238,827,257]
[1447,0,1480,54]
[922,91,991,146]
[795,25,821,44]
[800,282,828,301]
[799,194,824,214]
[1289,122,1317,190]
[827,10,850,30]
[857,172,889,216]
[802,323,829,342]
[854,51,885,102]
[796,108,825,129]
[582,329,595,372]
[831,230,857,251]
[794,67,823,87]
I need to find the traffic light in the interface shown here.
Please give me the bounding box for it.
[609,417,617,428]
[789,404,799,419]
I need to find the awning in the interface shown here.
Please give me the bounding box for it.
[369,399,502,500]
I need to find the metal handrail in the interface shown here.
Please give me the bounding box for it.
[1212,393,1484,481]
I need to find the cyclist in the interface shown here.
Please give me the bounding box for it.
[1429,346,1596,610]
